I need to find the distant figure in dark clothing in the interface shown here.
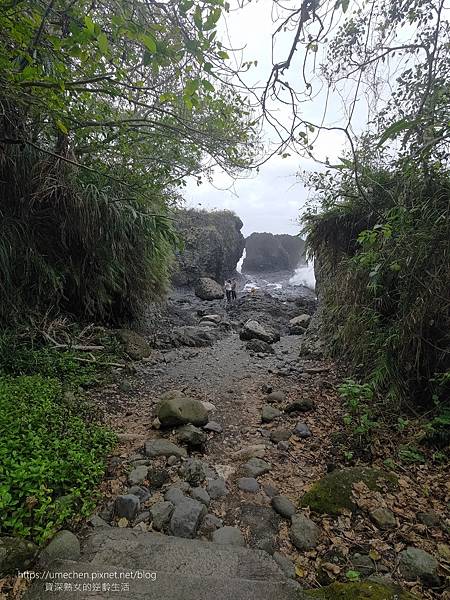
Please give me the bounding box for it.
[231,279,237,300]
[224,279,232,303]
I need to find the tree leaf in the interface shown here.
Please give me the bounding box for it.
[97,32,109,55]
[140,34,156,53]
[377,118,416,148]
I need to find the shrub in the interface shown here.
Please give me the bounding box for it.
[306,166,450,408]
[0,145,178,324]
[0,375,116,542]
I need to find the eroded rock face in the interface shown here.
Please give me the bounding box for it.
[172,209,245,286]
[242,232,306,273]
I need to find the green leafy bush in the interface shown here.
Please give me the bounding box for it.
[306,166,450,408]
[338,379,378,445]
[0,375,116,542]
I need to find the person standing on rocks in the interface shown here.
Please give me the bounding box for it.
[224,279,232,303]
[231,278,237,301]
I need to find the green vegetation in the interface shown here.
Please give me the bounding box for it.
[0,373,115,543]
[0,333,117,543]
[0,0,256,323]
[338,380,378,447]
[306,167,449,409]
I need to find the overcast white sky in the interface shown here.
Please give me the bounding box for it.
[184,1,351,237]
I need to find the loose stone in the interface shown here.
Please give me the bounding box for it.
[241,457,271,478]
[114,494,140,521]
[271,495,296,518]
[290,513,321,550]
[237,477,260,493]
[207,477,228,499]
[150,501,174,531]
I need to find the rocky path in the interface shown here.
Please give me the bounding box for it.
[23,291,449,599]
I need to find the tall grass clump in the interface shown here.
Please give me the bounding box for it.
[0,144,178,324]
[305,164,450,409]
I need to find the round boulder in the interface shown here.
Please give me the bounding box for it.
[157,391,209,427]
[195,278,224,301]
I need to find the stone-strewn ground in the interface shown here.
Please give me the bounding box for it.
[85,289,449,599]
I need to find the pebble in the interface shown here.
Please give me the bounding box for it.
[267,391,286,403]
[144,439,187,458]
[127,485,151,502]
[150,501,174,531]
[277,441,290,451]
[294,422,312,438]
[261,405,282,422]
[417,511,440,527]
[128,465,148,486]
[369,507,396,530]
[180,458,207,486]
[207,477,228,499]
[271,495,296,518]
[270,430,291,443]
[199,513,223,535]
[237,477,260,493]
[164,486,187,506]
[114,495,140,521]
[398,547,438,581]
[203,421,223,433]
[241,458,271,478]
[290,513,321,550]
[167,455,179,466]
[263,483,279,498]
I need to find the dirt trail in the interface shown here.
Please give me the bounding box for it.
[91,292,449,599]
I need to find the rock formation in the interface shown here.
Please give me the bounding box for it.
[242,232,305,273]
[172,209,245,286]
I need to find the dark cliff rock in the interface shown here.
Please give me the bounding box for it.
[172,209,245,286]
[242,232,305,273]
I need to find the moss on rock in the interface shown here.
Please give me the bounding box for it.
[303,581,417,600]
[300,467,397,515]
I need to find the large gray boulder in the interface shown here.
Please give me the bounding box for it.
[169,497,206,538]
[157,391,209,427]
[239,320,280,344]
[171,209,245,287]
[172,326,218,348]
[195,277,224,301]
[242,232,305,273]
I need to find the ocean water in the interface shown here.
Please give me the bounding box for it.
[289,262,316,291]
